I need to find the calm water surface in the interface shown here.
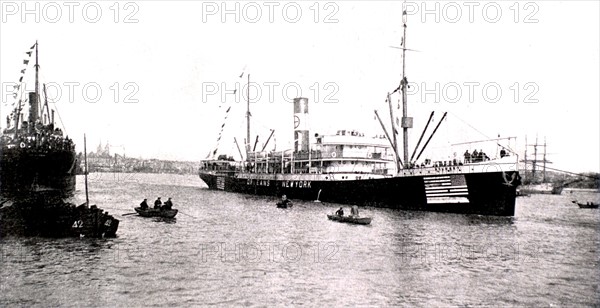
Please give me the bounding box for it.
[1,173,599,306]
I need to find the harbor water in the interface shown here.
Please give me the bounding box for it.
[1,173,598,306]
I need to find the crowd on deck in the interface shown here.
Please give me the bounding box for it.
[1,123,73,151]
[463,149,491,163]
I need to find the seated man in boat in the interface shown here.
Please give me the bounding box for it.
[350,205,359,217]
[335,207,344,216]
[164,198,173,210]
[140,198,149,210]
[154,197,162,209]
[277,195,292,207]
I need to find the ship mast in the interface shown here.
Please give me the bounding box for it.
[246,73,251,156]
[34,40,40,122]
[400,7,411,168]
[84,134,89,206]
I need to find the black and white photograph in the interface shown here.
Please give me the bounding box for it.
[1,1,598,306]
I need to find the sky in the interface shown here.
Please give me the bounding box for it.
[1,1,598,173]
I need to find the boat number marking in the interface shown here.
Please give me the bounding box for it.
[72,220,83,228]
[104,220,112,227]
[294,115,300,129]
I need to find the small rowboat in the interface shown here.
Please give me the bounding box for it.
[572,201,599,209]
[327,214,372,225]
[276,202,293,209]
[134,207,178,218]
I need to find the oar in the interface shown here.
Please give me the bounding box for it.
[177,211,198,219]
[122,212,138,216]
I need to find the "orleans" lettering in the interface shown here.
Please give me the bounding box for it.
[246,179,270,186]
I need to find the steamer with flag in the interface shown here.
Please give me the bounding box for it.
[198,8,521,216]
[0,41,76,199]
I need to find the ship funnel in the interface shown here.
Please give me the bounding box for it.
[293,97,309,153]
[28,92,38,128]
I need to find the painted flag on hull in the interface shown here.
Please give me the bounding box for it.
[423,174,469,204]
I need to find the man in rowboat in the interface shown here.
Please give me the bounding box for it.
[335,207,344,216]
[140,199,149,210]
[350,205,359,217]
[164,198,173,210]
[154,197,162,209]
[277,195,292,207]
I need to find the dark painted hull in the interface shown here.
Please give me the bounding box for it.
[0,147,76,198]
[199,171,519,216]
[0,194,119,238]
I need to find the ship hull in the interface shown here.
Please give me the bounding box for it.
[0,147,76,198]
[0,194,119,238]
[199,171,519,216]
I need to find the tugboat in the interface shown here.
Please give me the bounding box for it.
[198,8,521,216]
[0,42,119,237]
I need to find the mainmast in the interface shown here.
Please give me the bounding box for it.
[35,41,39,111]
[246,73,251,156]
[400,7,412,168]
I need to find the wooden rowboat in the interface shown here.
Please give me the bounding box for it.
[327,214,372,225]
[134,207,178,218]
[572,201,599,209]
[276,202,293,208]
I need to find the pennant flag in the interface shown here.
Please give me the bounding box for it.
[23,60,29,65]
[14,85,20,90]
[26,51,32,56]
[19,76,23,82]
[210,105,233,159]
[20,69,26,74]
[30,43,36,49]
[239,65,247,78]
